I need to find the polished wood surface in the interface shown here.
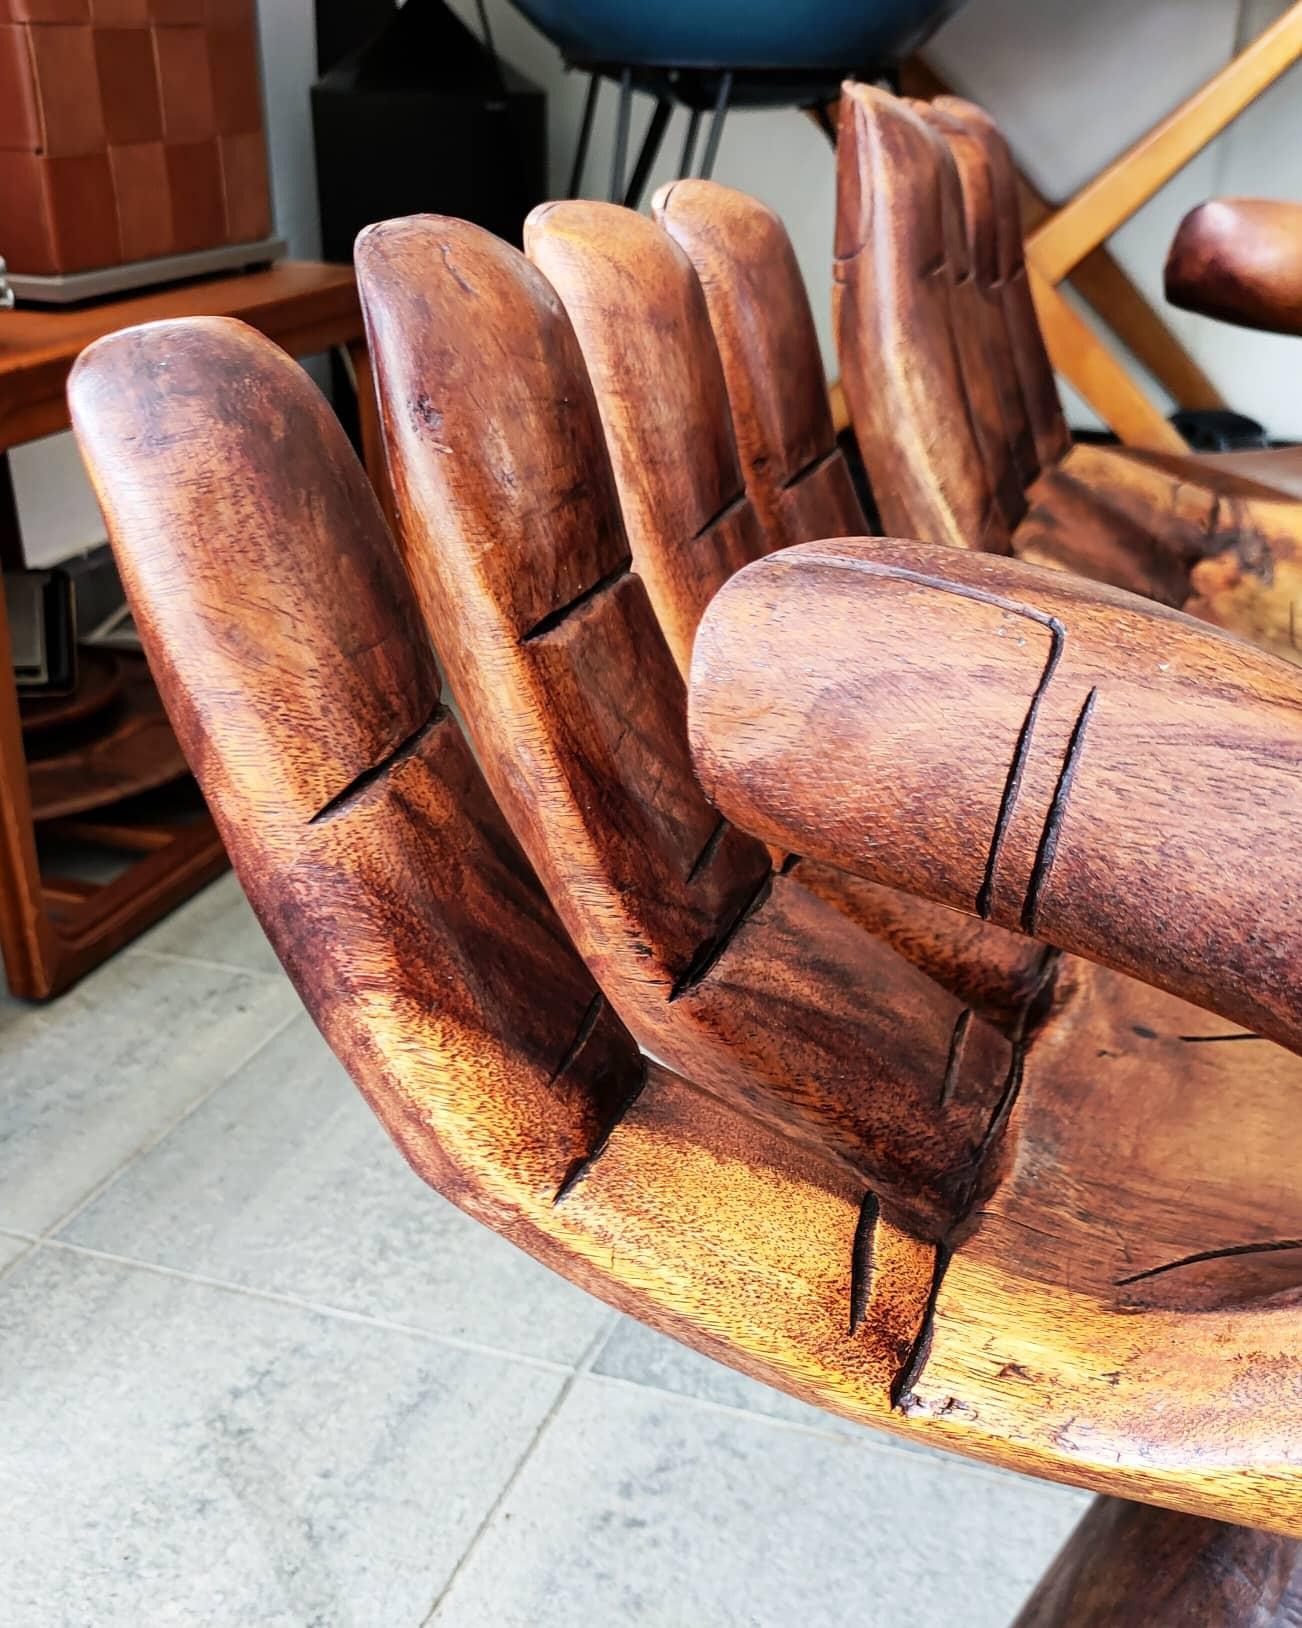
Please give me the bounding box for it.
[651,179,866,551]
[1167,198,1302,337]
[530,179,1050,1032]
[71,305,1302,1551]
[691,537,1302,1053]
[522,198,768,679]
[357,214,1018,1239]
[900,55,1228,418]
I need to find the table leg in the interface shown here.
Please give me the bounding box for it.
[345,339,399,536]
[0,572,61,997]
[1011,1495,1302,1626]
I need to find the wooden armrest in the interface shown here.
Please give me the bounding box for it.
[689,538,1302,1054]
[1166,198,1302,336]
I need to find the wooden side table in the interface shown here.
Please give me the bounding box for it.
[0,260,386,999]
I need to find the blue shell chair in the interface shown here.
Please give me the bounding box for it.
[506,0,968,203]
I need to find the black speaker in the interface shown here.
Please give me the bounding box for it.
[311,0,548,262]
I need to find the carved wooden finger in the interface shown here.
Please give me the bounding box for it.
[357,215,1027,1238]
[649,178,866,549]
[1167,198,1302,337]
[690,537,1302,1055]
[835,81,1012,554]
[523,198,768,680]
[915,98,1040,490]
[68,314,640,1213]
[926,95,1071,475]
[1012,1496,1302,1627]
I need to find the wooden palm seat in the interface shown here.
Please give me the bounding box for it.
[836,83,1302,666]
[69,309,1302,1614]
[521,192,1049,1033]
[689,535,1302,1529]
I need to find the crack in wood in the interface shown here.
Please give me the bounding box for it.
[520,558,632,642]
[668,870,774,1002]
[848,1191,881,1335]
[938,1008,973,1108]
[781,447,837,493]
[685,816,728,885]
[553,1056,650,1205]
[1179,1031,1263,1043]
[791,556,1071,924]
[974,622,1064,920]
[890,1243,951,1411]
[1021,687,1098,933]
[1116,1237,1302,1286]
[308,703,447,825]
[549,993,605,1084]
[691,490,746,541]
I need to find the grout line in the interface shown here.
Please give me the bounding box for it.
[38,1005,304,1242]
[420,1312,619,1626]
[123,946,289,982]
[22,1235,579,1375]
[4,1226,1062,1499]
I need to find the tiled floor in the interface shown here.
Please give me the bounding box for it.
[0,874,1091,1626]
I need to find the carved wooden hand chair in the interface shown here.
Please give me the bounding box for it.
[71,262,1302,1618]
[835,83,1302,666]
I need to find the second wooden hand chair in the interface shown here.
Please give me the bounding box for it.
[835,83,1302,665]
[70,306,1302,1622]
[520,190,1050,1032]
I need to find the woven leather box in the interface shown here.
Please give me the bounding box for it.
[0,0,271,275]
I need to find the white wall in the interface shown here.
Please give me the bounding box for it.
[15,0,1302,564]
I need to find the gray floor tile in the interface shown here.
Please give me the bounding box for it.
[0,1233,31,1273]
[433,1378,1088,1628]
[64,1014,613,1365]
[595,1317,932,1448]
[129,872,283,976]
[0,954,298,1234]
[0,1246,564,1627]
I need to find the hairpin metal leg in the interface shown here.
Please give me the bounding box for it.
[623,97,672,209]
[610,67,634,202]
[568,73,600,197]
[678,106,702,177]
[698,70,733,180]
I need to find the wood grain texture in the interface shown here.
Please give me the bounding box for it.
[523,199,767,679]
[528,182,1047,1033]
[356,214,1025,1239]
[650,178,867,551]
[72,312,1302,1540]
[690,536,1302,1055]
[837,83,1302,659]
[1167,198,1302,337]
[924,94,1071,474]
[835,83,1010,554]
[1012,1497,1302,1626]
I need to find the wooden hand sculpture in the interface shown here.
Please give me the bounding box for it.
[68,295,1302,1615]
[835,83,1302,665]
